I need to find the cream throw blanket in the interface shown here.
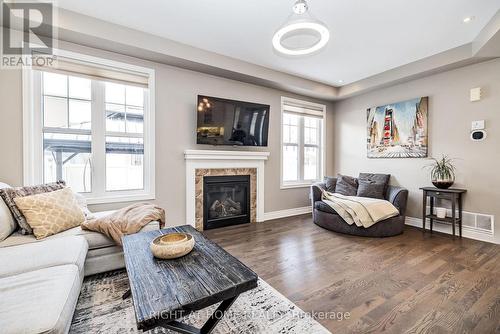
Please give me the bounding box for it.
[321,191,399,228]
[81,203,165,245]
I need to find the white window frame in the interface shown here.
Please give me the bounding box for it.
[280,97,326,189]
[22,49,156,204]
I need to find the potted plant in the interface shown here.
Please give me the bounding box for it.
[425,155,456,189]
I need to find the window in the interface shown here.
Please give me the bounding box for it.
[281,97,325,188]
[23,50,155,204]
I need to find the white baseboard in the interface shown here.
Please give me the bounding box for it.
[263,206,312,221]
[261,209,498,244]
[405,217,498,245]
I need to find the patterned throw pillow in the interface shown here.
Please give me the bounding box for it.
[13,187,85,240]
[335,174,358,196]
[0,181,66,234]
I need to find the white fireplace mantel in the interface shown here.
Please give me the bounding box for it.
[184,150,270,160]
[184,150,270,227]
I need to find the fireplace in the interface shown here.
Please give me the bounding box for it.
[203,175,250,230]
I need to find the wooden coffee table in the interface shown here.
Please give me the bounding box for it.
[122,225,258,334]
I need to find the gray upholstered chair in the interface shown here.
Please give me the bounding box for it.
[311,177,409,237]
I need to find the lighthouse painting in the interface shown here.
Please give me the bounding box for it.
[367,97,428,158]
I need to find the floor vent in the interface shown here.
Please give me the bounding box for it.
[426,207,494,235]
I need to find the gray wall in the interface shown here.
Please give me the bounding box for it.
[2,39,498,242]
[332,58,500,242]
[0,69,23,186]
[0,42,335,226]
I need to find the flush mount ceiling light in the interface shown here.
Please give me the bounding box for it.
[272,0,330,56]
[463,16,475,23]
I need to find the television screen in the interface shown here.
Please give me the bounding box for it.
[196,95,270,146]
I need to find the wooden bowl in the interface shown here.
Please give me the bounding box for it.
[150,233,195,259]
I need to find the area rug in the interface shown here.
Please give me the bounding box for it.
[70,270,330,334]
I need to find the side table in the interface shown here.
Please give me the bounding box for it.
[420,187,467,238]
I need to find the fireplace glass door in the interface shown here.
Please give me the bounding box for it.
[203,175,250,230]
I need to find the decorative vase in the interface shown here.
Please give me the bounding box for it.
[427,155,456,190]
[432,176,455,189]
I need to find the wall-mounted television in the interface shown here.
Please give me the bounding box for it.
[196,95,270,146]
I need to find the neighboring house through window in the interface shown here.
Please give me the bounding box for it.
[23,50,155,204]
[281,97,325,188]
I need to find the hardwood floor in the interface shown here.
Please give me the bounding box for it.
[203,214,500,334]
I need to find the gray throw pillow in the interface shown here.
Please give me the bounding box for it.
[357,179,386,199]
[359,173,390,195]
[335,174,358,196]
[0,181,66,235]
[324,177,337,192]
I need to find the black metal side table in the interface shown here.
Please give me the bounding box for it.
[420,187,467,238]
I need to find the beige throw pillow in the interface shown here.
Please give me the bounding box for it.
[13,187,85,239]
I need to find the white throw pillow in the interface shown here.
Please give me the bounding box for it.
[0,182,17,241]
[73,191,94,219]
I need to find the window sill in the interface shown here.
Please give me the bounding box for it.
[85,193,155,205]
[280,182,317,190]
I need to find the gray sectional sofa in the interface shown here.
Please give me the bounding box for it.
[0,184,160,334]
[0,236,88,334]
[0,210,159,276]
[311,176,409,237]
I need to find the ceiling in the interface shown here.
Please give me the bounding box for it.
[53,0,500,86]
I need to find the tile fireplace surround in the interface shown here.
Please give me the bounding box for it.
[184,150,270,230]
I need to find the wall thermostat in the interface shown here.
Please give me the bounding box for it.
[470,120,486,141]
[471,130,486,141]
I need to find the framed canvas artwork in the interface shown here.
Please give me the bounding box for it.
[367,97,428,158]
